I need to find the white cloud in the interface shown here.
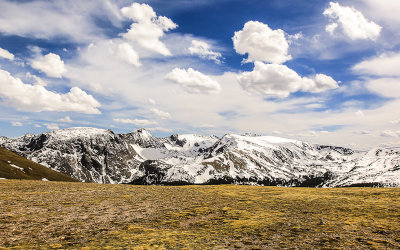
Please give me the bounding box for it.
[113,118,157,126]
[115,42,141,67]
[323,2,382,41]
[312,74,340,92]
[325,22,339,35]
[288,32,303,42]
[0,69,101,114]
[0,0,122,42]
[150,108,171,119]
[390,119,400,125]
[0,47,14,60]
[353,52,400,77]
[58,116,72,123]
[148,98,156,104]
[165,68,221,94]
[199,124,215,128]
[355,110,364,117]
[297,131,319,138]
[34,124,41,128]
[11,121,22,127]
[31,53,67,78]
[25,72,47,86]
[356,0,400,27]
[381,130,400,138]
[45,123,59,130]
[121,3,177,56]
[189,40,222,64]
[232,21,291,64]
[366,78,400,98]
[147,127,172,133]
[237,62,339,98]
[352,52,400,102]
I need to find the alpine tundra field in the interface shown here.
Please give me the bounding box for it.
[1,180,399,249]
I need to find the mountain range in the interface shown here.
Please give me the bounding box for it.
[1,127,399,187]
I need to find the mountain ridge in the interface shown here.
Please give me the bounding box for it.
[1,127,399,187]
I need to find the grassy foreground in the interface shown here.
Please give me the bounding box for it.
[0,180,399,249]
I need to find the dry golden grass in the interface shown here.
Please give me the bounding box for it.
[0,179,399,249]
[0,147,77,182]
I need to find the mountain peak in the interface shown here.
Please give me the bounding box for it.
[135,128,148,133]
[134,128,153,137]
[125,128,164,148]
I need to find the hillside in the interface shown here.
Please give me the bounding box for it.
[0,180,399,248]
[0,147,77,182]
[1,127,400,187]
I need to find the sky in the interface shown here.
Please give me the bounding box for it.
[0,0,400,150]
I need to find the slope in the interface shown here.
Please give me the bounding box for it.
[0,147,77,182]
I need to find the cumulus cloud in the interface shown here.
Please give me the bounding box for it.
[11,121,22,127]
[121,3,177,56]
[31,53,67,78]
[323,2,382,41]
[0,69,101,114]
[353,52,400,77]
[233,21,291,64]
[113,118,157,126]
[312,73,340,92]
[189,40,222,63]
[237,62,339,98]
[58,116,72,123]
[45,123,59,130]
[115,42,141,67]
[165,68,221,94]
[150,108,171,119]
[0,47,14,60]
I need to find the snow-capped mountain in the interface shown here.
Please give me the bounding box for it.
[1,127,399,187]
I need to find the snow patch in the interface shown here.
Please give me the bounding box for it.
[10,164,24,172]
[141,148,169,160]
[46,127,111,140]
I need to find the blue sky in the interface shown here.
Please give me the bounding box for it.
[0,0,400,149]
